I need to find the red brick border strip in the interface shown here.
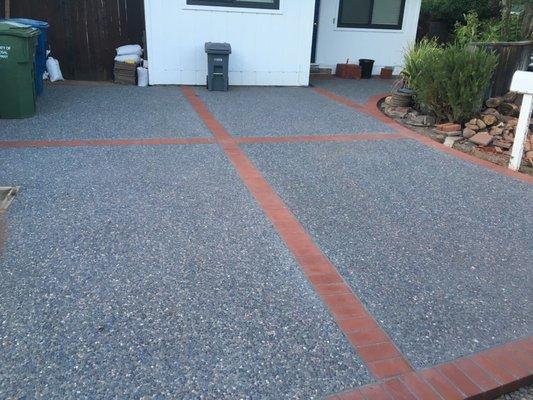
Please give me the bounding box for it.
[0,137,214,149]
[312,88,533,398]
[181,85,414,380]
[329,336,533,400]
[312,88,533,185]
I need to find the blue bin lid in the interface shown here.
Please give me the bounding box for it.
[3,18,49,29]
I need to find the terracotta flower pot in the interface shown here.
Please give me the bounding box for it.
[335,64,362,79]
[380,67,394,79]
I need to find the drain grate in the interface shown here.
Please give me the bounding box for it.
[0,187,20,211]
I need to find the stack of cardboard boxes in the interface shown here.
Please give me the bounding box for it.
[114,62,138,85]
[113,44,142,85]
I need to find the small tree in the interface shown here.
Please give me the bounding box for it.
[500,0,533,41]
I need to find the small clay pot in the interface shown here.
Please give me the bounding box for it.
[335,64,362,80]
[380,67,394,79]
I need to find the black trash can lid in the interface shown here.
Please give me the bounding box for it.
[359,59,375,63]
[205,42,232,54]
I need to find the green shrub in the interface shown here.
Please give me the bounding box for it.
[421,0,499,26]
[402,41,499,123]
[454,11,525,44]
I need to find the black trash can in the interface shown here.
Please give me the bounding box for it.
[205,42,231,91]
[359,59,375,79]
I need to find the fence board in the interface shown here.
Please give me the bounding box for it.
[470,41,533,97]
[0,0,145,80]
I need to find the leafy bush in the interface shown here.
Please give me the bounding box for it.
[454,11,526,44]
[421,0,499,26]
[402,41,499,123]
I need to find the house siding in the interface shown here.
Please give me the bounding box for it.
[315,0,422,75]
[144,0,316,86]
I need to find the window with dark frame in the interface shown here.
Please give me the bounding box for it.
[338,0,406,30]
[187,0,280,10]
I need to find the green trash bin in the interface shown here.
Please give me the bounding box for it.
[0,21,39,119]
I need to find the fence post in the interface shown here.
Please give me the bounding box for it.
[4,0,10,19]
[508,71,533,171]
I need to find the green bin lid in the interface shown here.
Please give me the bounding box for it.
[0,21,39,38]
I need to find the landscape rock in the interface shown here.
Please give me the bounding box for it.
[436,123,461,132]
[501,115,517,124]
[476,119,487,130]
[469,132,493,146]
[405,114,436,127]
[486,97,502,108]
[434,122,461,136]
[444,136,462,148]
[465,123,480,132]
[492,139,513,149]
[498,102,520,117]
[503,91,518,103]
[482,114,498,126]
[384,106,410,118]
[462,128,477,139]
[482,107,500,116]
[507,118,518,128]
[503,131,515,142]
[490,127,504,136]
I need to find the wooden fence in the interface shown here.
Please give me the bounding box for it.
[0,0,145,81]
[471,41,533,97]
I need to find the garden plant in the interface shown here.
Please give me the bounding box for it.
[402,40,499,123]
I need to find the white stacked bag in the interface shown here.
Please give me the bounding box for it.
[114,44,143,64]
[113,44,148,86]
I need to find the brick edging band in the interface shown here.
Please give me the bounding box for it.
[329,336,532,400]
[181,85,415,380]
[312,88,533,185]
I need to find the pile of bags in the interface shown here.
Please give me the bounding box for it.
[114,44,148,87]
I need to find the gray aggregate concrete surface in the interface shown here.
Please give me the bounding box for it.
[194,86,395,136]
[311,78,393,104]
[0,144,371,399]
[244,139,533,369]
[497,385,533,400]
[0,85,210,141]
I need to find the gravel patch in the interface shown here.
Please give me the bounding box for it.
[311,78,393,104]
[243,139,533,369]
[0,85,210,141]
[497,385,533,400]
[194,86,394,136]
[0,144,371,399]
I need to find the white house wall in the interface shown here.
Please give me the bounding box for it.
[144,0,316,86]
[315,0,422,75]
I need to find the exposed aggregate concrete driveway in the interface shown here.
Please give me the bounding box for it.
[0,80,531,399]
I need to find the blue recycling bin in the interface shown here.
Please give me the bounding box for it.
[1,18,49,95]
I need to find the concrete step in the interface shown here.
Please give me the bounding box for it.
[310,67,333,79]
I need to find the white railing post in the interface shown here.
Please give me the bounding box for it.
[508,71,533,172]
